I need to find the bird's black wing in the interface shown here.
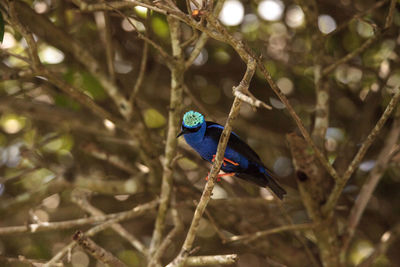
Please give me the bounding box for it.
[205,121,265,167]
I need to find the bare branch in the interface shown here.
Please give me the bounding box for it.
[130,41,148,104]
[167,59,256,267]
[186,254,238,266]
[227,223,316,243]
[0,199,158,235]
[149,14,185,257]
[43,200,157,266]
[71,190,148,255]
[73,230,127,267]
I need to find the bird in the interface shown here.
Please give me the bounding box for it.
[177,110,286,200]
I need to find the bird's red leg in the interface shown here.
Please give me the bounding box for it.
[223,158,239,166]
[212,155,239,166]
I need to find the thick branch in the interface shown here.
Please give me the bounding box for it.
[149,15,184,258]
[167,59,256,267]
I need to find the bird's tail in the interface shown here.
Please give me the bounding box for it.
[265,173,286,200]
[236,169,286,200]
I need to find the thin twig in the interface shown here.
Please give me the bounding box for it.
[80,142,137,174]
[227,223,316,243]
[73,230,127,267]
[384,0,397,28]
[71,190,149,255]
[0,48,31,63]
[322,36,379,76]
[204,208,228,243]
[0,199,158,235]
[95,9,116,82]
[184,0,225,69]
[43,200,157,266]
[0,255,62,267]
[108,4,173,66]
[129,41,148,103]
[233,89,272,110]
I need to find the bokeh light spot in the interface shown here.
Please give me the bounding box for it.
[318,14,337,34]
[104,119,116,131]
[34,1,48,14]
[258,0,284,21]
[357,20,374,38]
[1,114,25,134]
[219,0,244,26]
[0,32,16,49]
[277,77,294,95]
[134,6,148,18]
[39,46,65,64]
[285,5,304,28]
[269,97,286,109]
[121,18,145,32]
[359,160,375,172]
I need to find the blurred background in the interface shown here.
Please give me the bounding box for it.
[0,0,400,266]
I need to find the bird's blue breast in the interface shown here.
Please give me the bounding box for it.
[184,132,250,173]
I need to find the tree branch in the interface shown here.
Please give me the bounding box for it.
[148,14,185,258]
[0,199,158,235]
[73,230,127,267]
[167,59,255,267]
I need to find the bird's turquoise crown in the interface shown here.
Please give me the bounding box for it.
[183,111,204,128]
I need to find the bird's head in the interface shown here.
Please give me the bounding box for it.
[177,111,206,139]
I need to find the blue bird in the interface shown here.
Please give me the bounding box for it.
[177,111,286,200]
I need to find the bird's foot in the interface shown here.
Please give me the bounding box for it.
[205,172,236,182]
[211,155,239,166]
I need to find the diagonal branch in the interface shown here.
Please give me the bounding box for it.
[71,190,149,255]
[167,58,256,267]
[73,230,127,267]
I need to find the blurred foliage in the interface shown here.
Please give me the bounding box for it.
[0,0,400,266]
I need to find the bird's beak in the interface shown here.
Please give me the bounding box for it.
[176,129,187,138]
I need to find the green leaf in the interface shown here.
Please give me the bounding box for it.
[64,68,107,100]
[144,108,166,128]
[0,11,4,43]
[151,17,169,39]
